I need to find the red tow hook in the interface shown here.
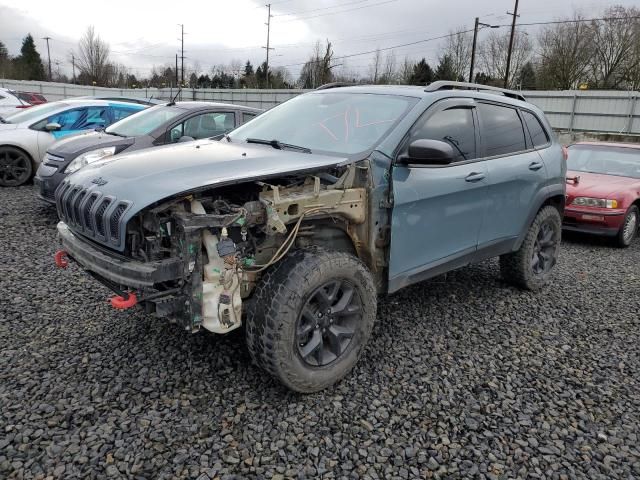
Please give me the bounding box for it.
[110,293,138,309]
[54,250,69,269]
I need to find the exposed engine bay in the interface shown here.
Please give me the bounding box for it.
[120,163,380,333]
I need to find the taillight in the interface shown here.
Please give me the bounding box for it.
[561,146,568,161]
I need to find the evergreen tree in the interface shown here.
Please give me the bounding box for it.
[244,60,254,76]
[434,55,457,81]
[0,40,11,78]
[408,58,434,85]
[517,62,537,90]
[15,34,45,80]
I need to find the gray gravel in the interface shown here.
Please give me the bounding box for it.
[1,185,640,480]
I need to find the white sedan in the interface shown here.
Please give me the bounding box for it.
[0,99,146,186]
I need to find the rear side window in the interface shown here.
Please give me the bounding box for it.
[522,110,549,148]
[242,112,257,124]
[478,103,526,157]
[410,107,476,162]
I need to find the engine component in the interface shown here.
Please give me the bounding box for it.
[192,200,243,334]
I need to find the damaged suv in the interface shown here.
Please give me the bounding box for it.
[54,82,566,392]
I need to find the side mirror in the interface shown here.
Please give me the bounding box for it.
[399,139,456,165]
[178,135,195,143]
[45,122,62,132]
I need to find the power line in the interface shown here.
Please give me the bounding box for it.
[277,0,398,22]
[273,0,371,17]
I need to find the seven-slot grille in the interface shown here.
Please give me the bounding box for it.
[56,181,131,248]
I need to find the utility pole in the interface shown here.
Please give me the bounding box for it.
[42,37,52,81]
[175,54,179,87]
[178,24,185,87]
[71,54,76,84]
[469,17,499,83]
[504,0,520,88]
[262,4,274,88]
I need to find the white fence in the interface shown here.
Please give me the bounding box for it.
[2,79,639,135]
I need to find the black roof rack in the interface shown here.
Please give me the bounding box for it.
[315,82,358,90]
[424,81,527,102]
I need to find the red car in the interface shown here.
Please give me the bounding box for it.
[563,142,640,247]
[15,91,47,105]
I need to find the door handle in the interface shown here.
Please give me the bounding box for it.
[529,161,543,171]
[465,172,486,182]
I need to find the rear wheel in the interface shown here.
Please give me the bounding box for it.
[616,205,638,248]
[0,146,33,187]
[500,206,562,290]
[245,248,376,393]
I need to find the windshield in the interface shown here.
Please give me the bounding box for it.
[106,105,183,137]
[568,145,640,179]
[3,102,68,124]
[228,92,418,156]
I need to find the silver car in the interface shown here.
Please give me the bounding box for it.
[0,99,146,186]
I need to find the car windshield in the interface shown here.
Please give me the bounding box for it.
[3,102,68,124]
[228,92,418,156]
[567,145,640,179]
[106,105,183,137]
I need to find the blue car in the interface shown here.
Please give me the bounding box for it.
[0,99,146,186]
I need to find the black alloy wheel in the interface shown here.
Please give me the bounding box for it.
[0,146,33,187]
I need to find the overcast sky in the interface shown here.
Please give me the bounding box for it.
[0,0,637,80]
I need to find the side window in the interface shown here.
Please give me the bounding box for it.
[522,110,549,148]
[477,103,526,157]
[173,112,236,142]
[242,112,257,124]
[48,108,84,130]
[111,106,139,123]
[410,107,476,162]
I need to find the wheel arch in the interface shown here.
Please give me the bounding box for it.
[513,189,565,251]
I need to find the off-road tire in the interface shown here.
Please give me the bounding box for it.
[616,205,638,248]
[245,248,376,393]
[500,205,562,291]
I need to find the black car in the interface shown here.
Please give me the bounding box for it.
[35,101,262,202]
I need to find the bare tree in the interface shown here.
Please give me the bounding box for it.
[443,28,472,81]
[399,56,415,85]
[368,48,382,83]
[298,40,334,88]
[77,26,111,85]
[537,13,592,89]
[379,50,397,84]
[479,30,532,87]
[587,6,640,88]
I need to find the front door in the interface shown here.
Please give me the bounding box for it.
[389,98,489,292]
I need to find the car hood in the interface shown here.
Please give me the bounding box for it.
[566,170,640,198]
[48,130,134,156]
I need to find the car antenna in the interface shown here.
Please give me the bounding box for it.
[167,88,181,106]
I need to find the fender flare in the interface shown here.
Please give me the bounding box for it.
[513,185,566,251]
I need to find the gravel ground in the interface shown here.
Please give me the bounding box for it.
[1,185,639,480]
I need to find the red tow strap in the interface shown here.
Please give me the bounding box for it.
[54,250,69,269]
[110,293,138,309]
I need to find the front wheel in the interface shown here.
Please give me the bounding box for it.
[500,205,562,290]
[616,205,638,248]
[245,248,376,393]
[0,146,33,187]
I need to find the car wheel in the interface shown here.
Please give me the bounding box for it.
[500,205,562,291]
[0,146,33,187]
[616,205,638,248]
[245,248,376,393]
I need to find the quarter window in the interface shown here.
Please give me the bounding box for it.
[410,107,476,162]
[522,110,549,148]
[477,103,526,157]
[242,112,257,124]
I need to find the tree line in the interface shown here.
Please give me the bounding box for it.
[1,5,637,91]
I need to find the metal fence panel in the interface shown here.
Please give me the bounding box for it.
[1,79,638,134]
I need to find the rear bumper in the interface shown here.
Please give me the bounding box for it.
[57,222,183,288]
[562,206,624,237]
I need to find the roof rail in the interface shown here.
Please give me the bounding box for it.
[315,82,357,90]
[424,81,526,102]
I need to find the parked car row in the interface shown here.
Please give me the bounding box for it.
[0,87,47,118]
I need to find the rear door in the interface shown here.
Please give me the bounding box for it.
[389,98,489,290]
[476,102,549,249]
